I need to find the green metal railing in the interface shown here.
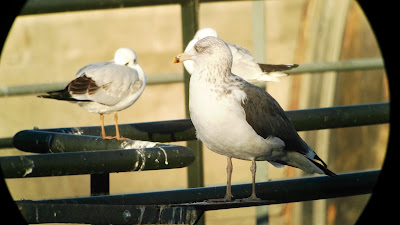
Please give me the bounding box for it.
[0,58,384,97]
[16,170,378,224]
[0,102,389,149]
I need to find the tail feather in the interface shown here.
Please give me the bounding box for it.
[307,157,337,177]
[271,151,336,177]
[38,89,78,102]
[258,63,299,73]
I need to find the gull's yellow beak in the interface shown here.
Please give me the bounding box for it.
[173,56,181,63]
[173,53,193,64]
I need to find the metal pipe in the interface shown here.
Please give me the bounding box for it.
[12,130,172,153]
[21,170,378,206]
[1,102,389,150]
[19,0,258,15]
[287,58,384,74]
[0,58,384,97]
[285,102,389,131]
[39,102,393,139]
[17,202,203,225]
[0,144,195,178]
[0,73,181,97]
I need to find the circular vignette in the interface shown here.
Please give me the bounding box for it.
[0,1,395,225]
[356,1,394,225]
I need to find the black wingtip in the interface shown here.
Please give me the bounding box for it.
[308,158,337,177]
[258,63,299,73]
[37,89,72,101]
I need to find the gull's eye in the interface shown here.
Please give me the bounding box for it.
[194,45,200,52]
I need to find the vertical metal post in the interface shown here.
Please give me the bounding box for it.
[91,173,110,225]
[180,1,204,224]
[252,1,269,225]
[90,173,110,196]
[180,0,203,188]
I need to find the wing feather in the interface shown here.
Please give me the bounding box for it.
[240,83,309,154]
[70,63,141,106]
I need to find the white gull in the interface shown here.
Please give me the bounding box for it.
[181,27,298,82]
[174,36,335,201]
[39,48,146,140]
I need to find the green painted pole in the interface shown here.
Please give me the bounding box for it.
[180,0,204,190]
[1,145,195,178]
[252,1,269,224]
[18,203,203,224]
[180,1,204,224]
[16,170,376,224]
[0,58,384,97]
[1,102,389,149]
[21,170,378,206]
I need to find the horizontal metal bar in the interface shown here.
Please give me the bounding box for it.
[0,102,389,149]
[12,130,172,153]
[286,102,389,131]
[42,102,391,140]
[20,0,181,15]
[0,73,181,97]
[287,58,384,74]
[23,170,378,206]
[19,0,254,15]
[17,203,203,224]
[1,144,194,178]
[0,58,384,97]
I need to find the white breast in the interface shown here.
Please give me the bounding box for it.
[189,77,277,160]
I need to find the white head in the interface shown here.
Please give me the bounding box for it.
[114,48,137,66]
[193,27,219,41]
[175,36,233,77]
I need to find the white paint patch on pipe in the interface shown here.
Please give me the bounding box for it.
[159,147,169,165]
[21,156,34,177]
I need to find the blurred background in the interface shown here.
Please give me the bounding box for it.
[0,0,389,225]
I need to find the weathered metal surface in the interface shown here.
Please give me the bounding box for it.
[1,145,194,178]
[43,119,196,143]
[287,57,384,74]
[19,0,261,15]
[28,170,378,206]
[17,202,203,224]
[0,58,384,97]
[0,102,388,150]
[38,102,393,139]
[12,130,169,153]
[286,102,389,131]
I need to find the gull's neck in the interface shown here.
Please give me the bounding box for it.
[193,57,232,84]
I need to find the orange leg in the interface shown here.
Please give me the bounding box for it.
[114,113,130,141]
[100,114,108,139]
[100,114,118,140]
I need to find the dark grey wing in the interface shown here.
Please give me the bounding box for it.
[37,75,96,102]
[257,64,298,73]
[68,74,100,95]
[240,83,309,154]
[240,83,336,176]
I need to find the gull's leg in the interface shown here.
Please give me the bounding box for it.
[100,114,109,139]
[224,156,233,201]
[100,114,119,140]
[114,113,130,141]
[246,159,261,201]
[206,156,234,202]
